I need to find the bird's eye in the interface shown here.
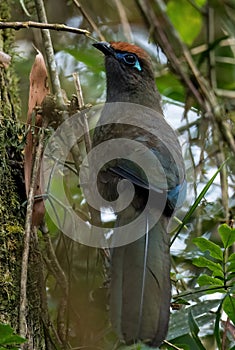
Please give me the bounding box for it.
[122,54,137,65]
[116,52,142,71]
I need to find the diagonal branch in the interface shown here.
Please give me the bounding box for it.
[137,0,235,155]
[72,0,105,41]
[137,0,205,109]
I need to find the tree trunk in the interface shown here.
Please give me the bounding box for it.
[0,2,51,349]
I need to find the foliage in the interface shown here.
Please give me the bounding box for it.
[166,0,206,45]
[6,0,235,349]
[191,224,235,349]
[163,223,235,350]
[0,323,26,350]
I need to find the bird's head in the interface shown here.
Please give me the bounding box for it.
[93,41,162,111]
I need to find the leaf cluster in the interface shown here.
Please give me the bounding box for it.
[0,323,26,350]
[191,224,235,349]
[193,224,235,293]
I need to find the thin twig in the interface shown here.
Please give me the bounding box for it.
[183,109,197,197]
[40,222,69,345]
[213,123,229,222]
[163,339,184,350]
[207,6,217,90]
[30,228,54,350]
[186,0,206,14]
[0,21,91,36]
[33,1,72,345]
[137,0,235,155]
[215,89,235,99]
[34,0,67,105]
[73,72,92,153]
[222,316,230,350]
[20,127,45,340]
[72,72,102,228]
[72,0,105,41]
[137,0,205,108]
[114,0,133,42]
[155,0,218,111]
[33,0,87,181]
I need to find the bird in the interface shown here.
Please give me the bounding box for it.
[92,41,186,347]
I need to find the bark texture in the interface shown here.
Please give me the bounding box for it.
[0,2,51,349]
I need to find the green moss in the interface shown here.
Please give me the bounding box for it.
[0,0,25,328]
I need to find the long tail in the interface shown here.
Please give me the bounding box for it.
[110,217,171,347]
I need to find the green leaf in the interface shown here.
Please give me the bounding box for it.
[157,72,185,102]
[64,48,103,74]
[168,299,221,342]
[193,256,223,274]
[197,274,224,287]
[228,252,235,262]
[223,295,235,324]
[171,160,227,246]
[218,224,235,248]
[193,237,223,260]
[212,270,224,279]
[188,310,206,350]
[0,323,26,345]
[195,0,206,6]
[228,261,235,273]
[167,0,203,45]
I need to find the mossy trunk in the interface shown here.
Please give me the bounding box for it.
[0,2,52,349]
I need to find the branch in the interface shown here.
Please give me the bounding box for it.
[163,340,184,350]
[73,72,92,153]
[34,0,65,104]
[20,127,45,340]
[72,0,105,41]
[72,72,103,228]
[137,0,235,155]
[0,21,90,36]
[114,0,133,42]
[40,223,68,346]
[137,0,205,108]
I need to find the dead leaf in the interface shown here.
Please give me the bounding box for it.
[24,49,50,226]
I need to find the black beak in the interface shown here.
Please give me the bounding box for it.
[92,42,114,56]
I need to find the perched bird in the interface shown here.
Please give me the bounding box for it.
[92,41,186,347]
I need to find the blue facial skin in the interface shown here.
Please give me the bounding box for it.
[115,52,142,71]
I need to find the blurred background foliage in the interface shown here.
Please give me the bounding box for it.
[10,0,235,349]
